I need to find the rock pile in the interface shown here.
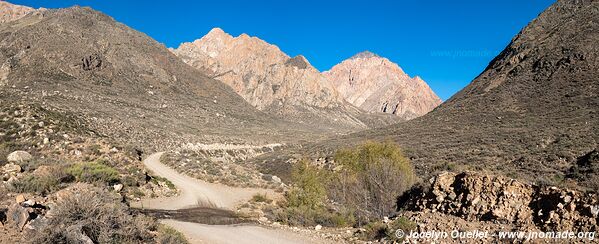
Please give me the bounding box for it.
[401,171,598,232]
[1,195,48,231]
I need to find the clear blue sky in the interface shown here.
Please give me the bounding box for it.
[12,0,554,100]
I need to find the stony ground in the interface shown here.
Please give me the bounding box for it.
[161,143,286,189]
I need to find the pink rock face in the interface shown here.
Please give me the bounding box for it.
[172,28,345,111]
[324,51,442,119]
[0,1,34,24]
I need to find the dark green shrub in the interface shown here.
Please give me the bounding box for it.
[151,176,176,189]
[360,221,388,240]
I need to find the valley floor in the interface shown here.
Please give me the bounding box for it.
[134,152,335,244]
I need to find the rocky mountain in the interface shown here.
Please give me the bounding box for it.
[0,6,353,152]
[0,1,35,24]
[172,28,399,129]
[324,51,442,119]
[270,0,599,191]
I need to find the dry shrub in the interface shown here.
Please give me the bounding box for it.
[330,141,416,225]
[29,184,157,243]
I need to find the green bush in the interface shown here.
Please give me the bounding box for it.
[286,160,328,210]
[251,193,272,203]
[66,161,120,185]
[277,161,354,227]
[151,175,176,189]
[9,167,73,195]
[359,217,416,241]
[280,141,416,227]
[361,221,389,241]
[157,224,189,244]
[388,216,416,241]
[330,141,416,224]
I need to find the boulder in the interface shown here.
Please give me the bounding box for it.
[32,165,52,177]
[15,194,26,204]
[7,204,30,230]
[7,151,32,163]
[2,163,22,174]
[112,184,123,192]
[24,216,47,231]
[65,224,94,244]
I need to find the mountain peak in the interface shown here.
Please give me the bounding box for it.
[350,51,380,59]
[0,1,35,23]
[203,27,231,39]
[325,51,441,118]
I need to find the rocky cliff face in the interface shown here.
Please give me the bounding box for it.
[0,1,35,24]
[172,28,401,129]
[324,51,442,119]
[173,28,345,111]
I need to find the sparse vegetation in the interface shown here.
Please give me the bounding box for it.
[359,216,416,241]
[330,141,416,224]
[66,161,120,185]
[29,184,166,243]
[151,175,176,190]
[156,225,189,244]
[388,216,416,241]
[360,221,388,240]
[251,193,272,203]
[278,141,416,227]
[8,166,74,195]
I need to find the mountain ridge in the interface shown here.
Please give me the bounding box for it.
[324,51,442,119]
[173,27,402,129]
[262,0,599,191]
[0,6,356,151]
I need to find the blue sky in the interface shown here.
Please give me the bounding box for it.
[12,0,554,100]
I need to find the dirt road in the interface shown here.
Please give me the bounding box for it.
[133,152,333,244]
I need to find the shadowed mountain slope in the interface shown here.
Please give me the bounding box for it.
[0,6,355,150]
[262,0,599,191]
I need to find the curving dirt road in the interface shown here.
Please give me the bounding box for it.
[131,152,271,210]
[133,152,333,244]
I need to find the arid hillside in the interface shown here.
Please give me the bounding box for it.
[263,0,599,191]
[0,1,35,23]
[0,6,369,152]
